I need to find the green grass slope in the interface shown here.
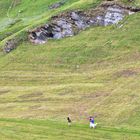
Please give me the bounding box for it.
[0,0,140,139]
[0,0,101,43]
[0,118,140,140]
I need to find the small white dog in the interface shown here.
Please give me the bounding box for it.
[90,123,98,128]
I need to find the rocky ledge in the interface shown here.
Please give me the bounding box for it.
[28,2,140,44]
[3,2,140,53]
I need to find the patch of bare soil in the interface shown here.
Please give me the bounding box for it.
[82,92,110,99]
[131,51,140,60]
[18,92,43,99]
[58,88,75,96]
[15,98,49,103]
[115,69,138,78]
[0,90,10,95]
[28,105,41,110]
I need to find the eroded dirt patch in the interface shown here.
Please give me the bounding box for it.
[28,105,41,110]
[18,92,43,99]
[15,98,48,103]
[115,69,138,78]
[0,90,10,95]
[82,92,110,99]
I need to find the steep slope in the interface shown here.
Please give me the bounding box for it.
[0,0,100,43]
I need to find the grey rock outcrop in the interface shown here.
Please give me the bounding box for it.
[28,2,139,44]
[48,0,66,9]
[4,39,18,53]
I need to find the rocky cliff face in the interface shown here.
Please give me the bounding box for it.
[28,2,140,44]
[3,1,140,53]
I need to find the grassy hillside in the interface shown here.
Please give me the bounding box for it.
[0,0,140,139]
[0,0,139,43]
[0,0,101,43]
[0,118,140,140]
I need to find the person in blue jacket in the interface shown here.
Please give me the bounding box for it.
[89,116,97,128]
